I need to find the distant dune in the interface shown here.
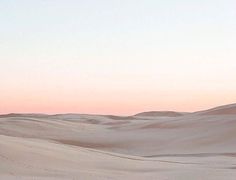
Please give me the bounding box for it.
[134,111,184,117]
[0,103,236,179]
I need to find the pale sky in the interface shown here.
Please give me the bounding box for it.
[1,0,236,115]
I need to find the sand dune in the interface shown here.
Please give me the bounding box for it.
[135,111,183,117]
[195,103,236,115]
[1,103,236,179]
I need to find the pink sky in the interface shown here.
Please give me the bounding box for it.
[1,58,236,115]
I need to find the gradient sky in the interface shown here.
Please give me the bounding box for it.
[1,0,236,115]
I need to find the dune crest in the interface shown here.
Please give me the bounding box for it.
[196,103,236,115]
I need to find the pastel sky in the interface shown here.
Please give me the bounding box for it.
[1,0,236,115]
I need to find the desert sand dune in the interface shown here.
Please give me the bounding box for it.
[195,103,236,115]
[1,104,236,179]
[134,111,184,117]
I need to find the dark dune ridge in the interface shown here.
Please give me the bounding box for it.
[134,111,184,117]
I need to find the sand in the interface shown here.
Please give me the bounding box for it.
[0,103,236,179]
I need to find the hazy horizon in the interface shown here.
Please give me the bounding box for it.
[1,102,236,117]
[1,0,236,115]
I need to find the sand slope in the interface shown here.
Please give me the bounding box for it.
[1,103,236,179]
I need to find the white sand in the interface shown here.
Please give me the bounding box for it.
[1,104,236,179]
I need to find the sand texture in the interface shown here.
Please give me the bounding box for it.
[1,104,236,179]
